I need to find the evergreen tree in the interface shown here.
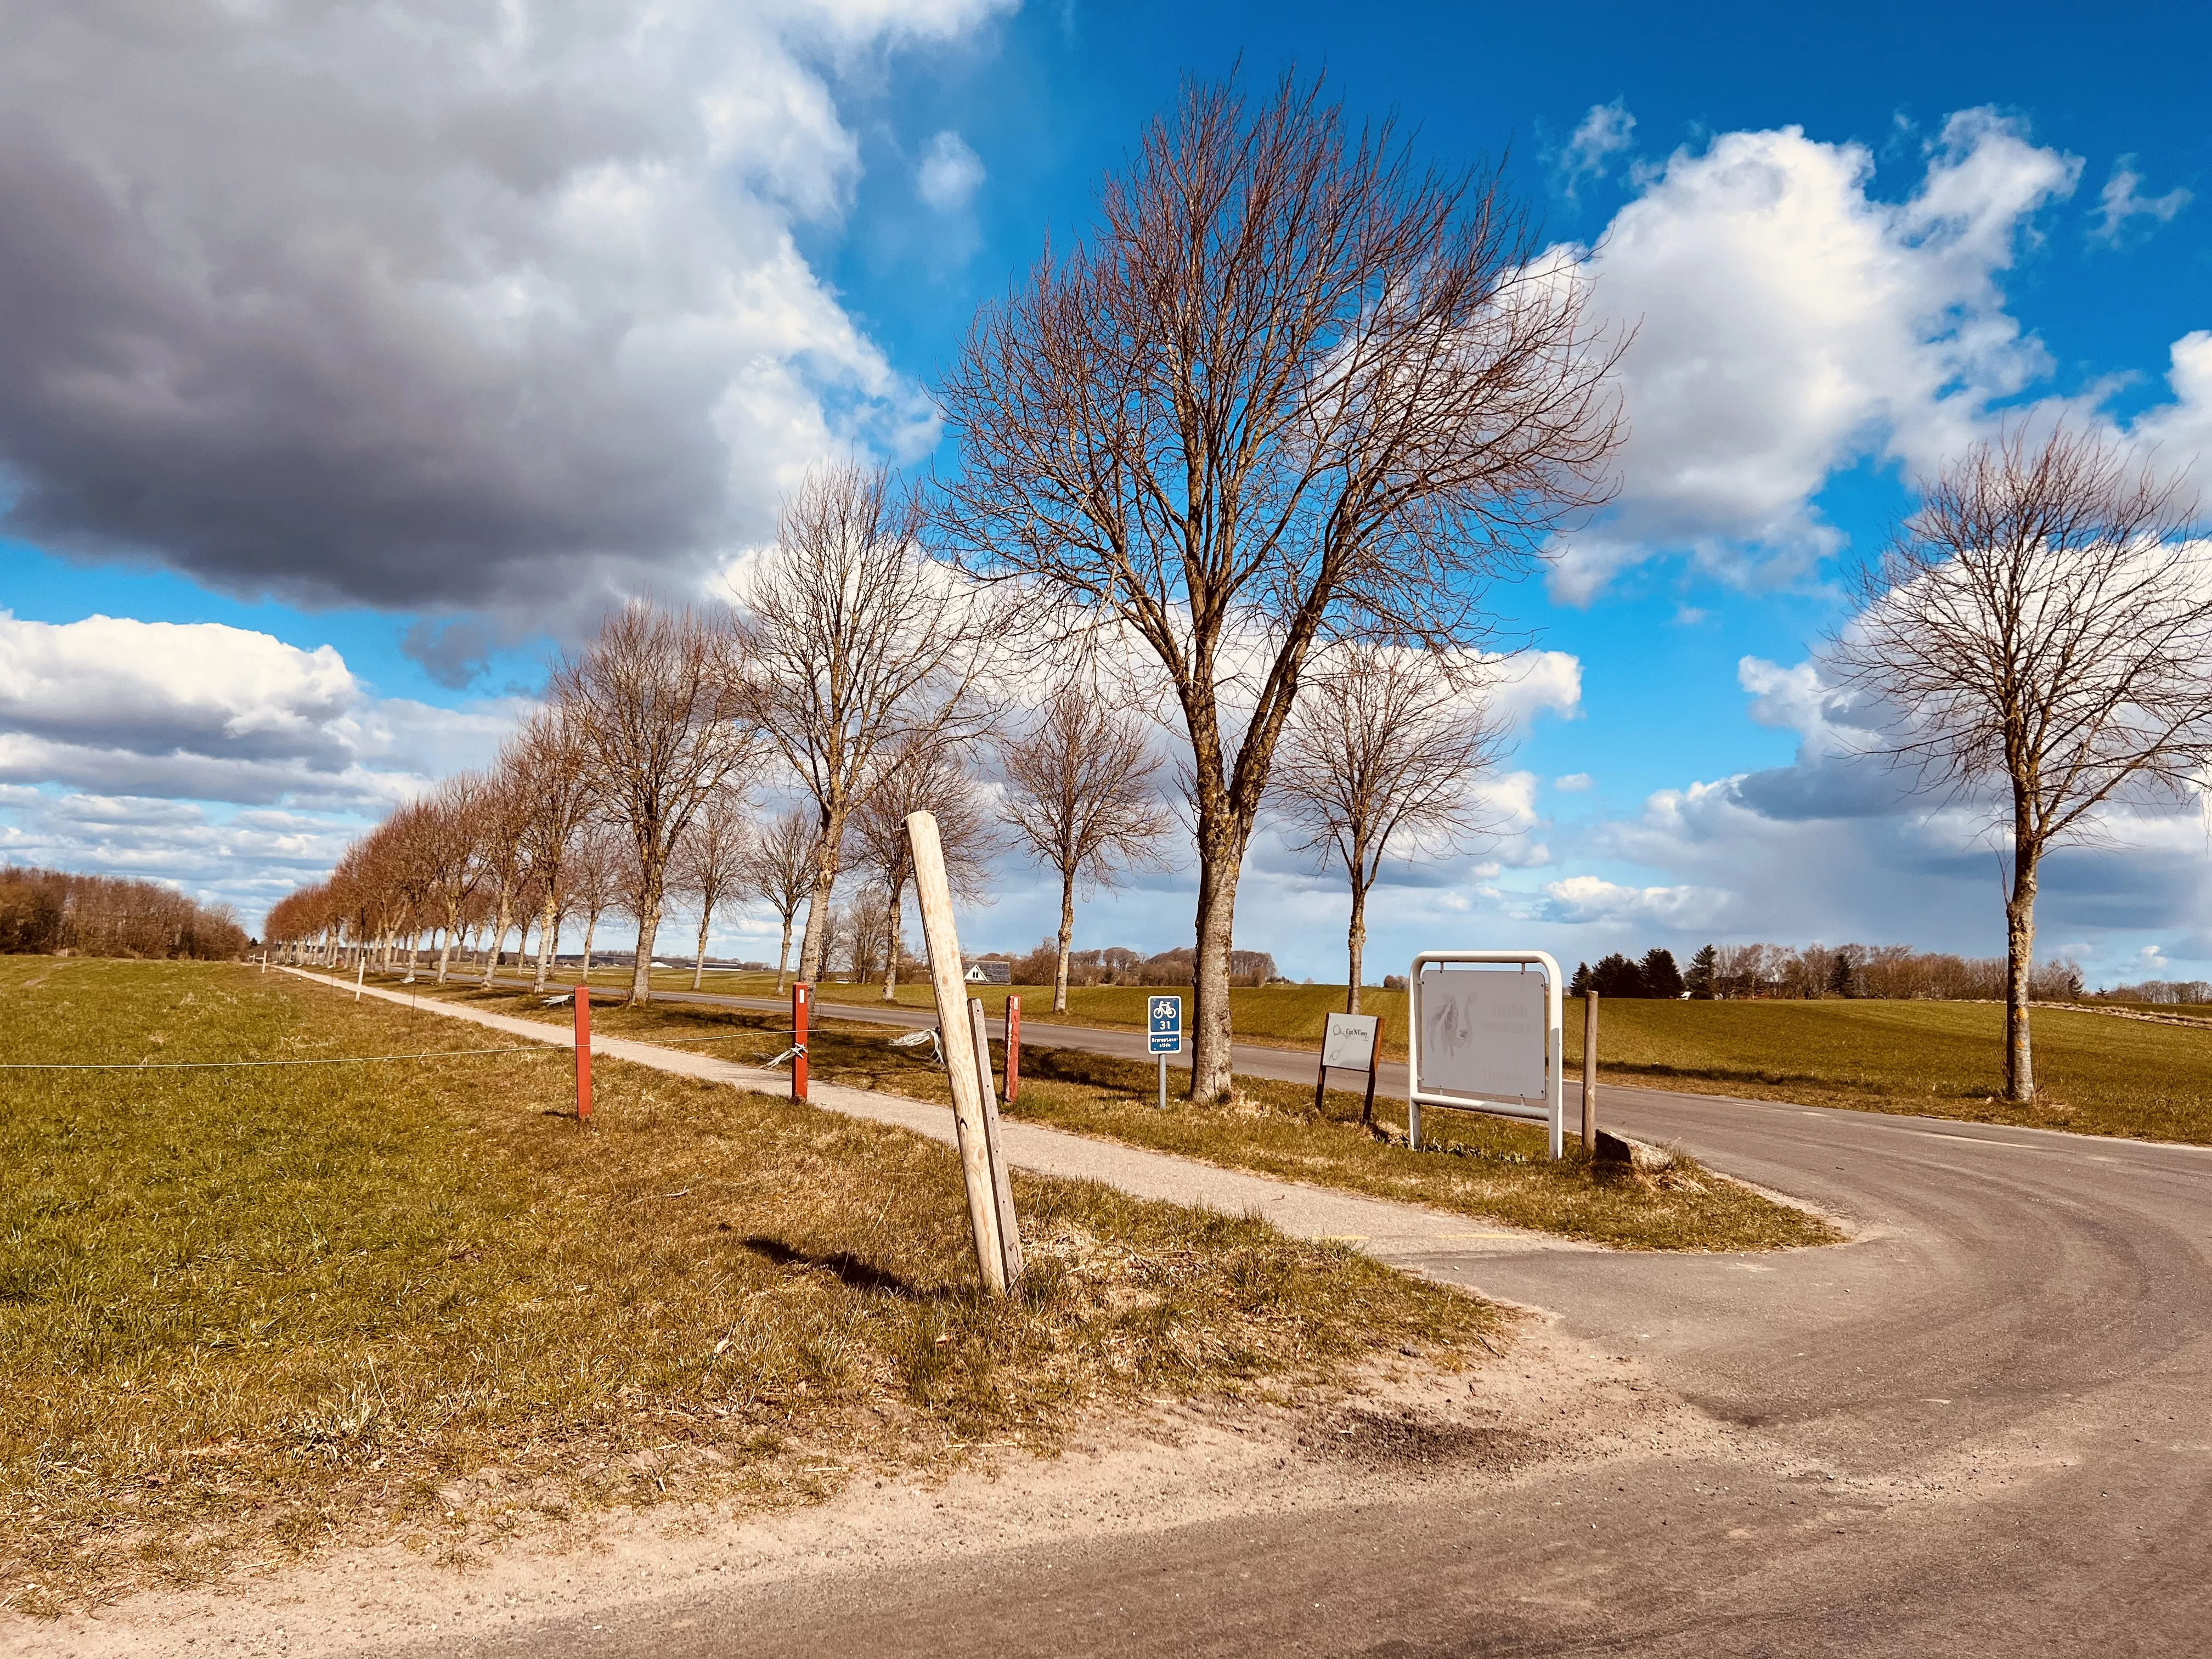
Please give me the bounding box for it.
[1685,943,1718,1000]
[1826,950,1855,998]
[1640,946,1685,1000]
[1567,960,1592,998]
[1591,952,1644,998]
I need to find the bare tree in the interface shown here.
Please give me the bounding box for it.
[743,806,822,992]
[851,739,998,1000]
[421,772,489,984]
[935,76,1622,1099]
[552,603,759,1005]
[567,821,628,975]
[512,708,597,991]
[1270,645,1505,1014]
[1829,423,2212,1101]
[474,764,532,988]
[672,786,754,990]
[998,686,1171,1012]
[743,461,997,988]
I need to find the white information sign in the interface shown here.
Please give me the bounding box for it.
[1416,968,1547,1101]
[1321,1012,1380,1069]
[1405,950,1565,1159]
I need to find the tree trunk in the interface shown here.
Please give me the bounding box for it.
[436,917,456,983]
[632,896,660,1003]
[692,902,712,991]
[882,872,908,1002]
[794,838,840,986]
[1054,867,1075,1014]
[580,910,597,974]
[2006,844,2039,1103]
[1345,872,1368,1017]
[533,895,560,991]
[1189,837,1242,1104]
[775,910,794,992]
[481,887,512,988]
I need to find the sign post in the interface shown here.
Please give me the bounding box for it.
[572,984,593,1122]
[1581,990,1598,1154]
[1148,995,1182,1110]
[1312,1012,1383,1126]
[1405,952,1565,1159]
[1004,995,1021,1103]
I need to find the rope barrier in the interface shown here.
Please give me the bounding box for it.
[0,1046,565,1071]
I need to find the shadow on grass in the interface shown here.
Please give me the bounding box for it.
[737,1235,936,1301]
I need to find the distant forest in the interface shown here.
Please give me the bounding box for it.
[1571,942,2087,1002]
[0,865,249,960]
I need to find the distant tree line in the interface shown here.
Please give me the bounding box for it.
[2087,978,2212,1006]
[1569,941,2086,1001]
[989,942,1280,990]
[0,865,248,960]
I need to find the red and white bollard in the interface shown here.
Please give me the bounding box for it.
[792,981,809,1102]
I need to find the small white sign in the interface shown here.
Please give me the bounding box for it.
[1417,969,1547,1100]
[1321,1012,1380,1069]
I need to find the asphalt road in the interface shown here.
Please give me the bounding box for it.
[437,980,2212,1654]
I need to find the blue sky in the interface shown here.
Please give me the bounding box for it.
[2,0,2208,986]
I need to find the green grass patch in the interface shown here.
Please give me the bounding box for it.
[1563,997,2212,1143]
[0,960,1496,1611]
[402,975,1832,1254]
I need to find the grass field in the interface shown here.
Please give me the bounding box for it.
[0,959,1500,1611]
[391,975,1833,1254]
[1564,997,2212,1143]
[456,961,2212,1143]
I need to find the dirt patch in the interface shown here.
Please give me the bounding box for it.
[0,1320,1733,1659]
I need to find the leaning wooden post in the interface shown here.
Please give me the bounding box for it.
[906,811,1011,1297]
[1581,990,1599,1154]
[969,996,1024,1287]
[1003,995,1021,1103]
[573,985,594,1122]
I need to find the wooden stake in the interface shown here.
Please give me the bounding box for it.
[1582,990,1599,1154]
[1004,995,1021,1103]
[573,985,594,1122]
[906,811,1010,1297]
[969,996,1023,1287]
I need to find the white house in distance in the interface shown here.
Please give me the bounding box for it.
[962,958,1012,985]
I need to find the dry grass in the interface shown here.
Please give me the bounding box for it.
[0,960,1498,1612]
[401,976,1833,1253]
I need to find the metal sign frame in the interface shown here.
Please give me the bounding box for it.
[1406,951,1565,1159]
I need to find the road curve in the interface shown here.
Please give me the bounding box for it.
[430,980,2212,1655]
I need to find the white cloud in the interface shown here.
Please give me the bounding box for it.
[1551,109,2081,602]
[1539,873,1731,929]
[2091,158,2191,246]
[1553,772,1593,792]
[0,612,515,916]
[1557,99,1635,197]
[917,130,986,212]
[2130,331,2212,496]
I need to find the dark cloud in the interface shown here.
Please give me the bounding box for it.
[0,1,956,621]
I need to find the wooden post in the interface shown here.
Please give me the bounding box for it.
[906,811,1010,1297]
[573,985,594,1122]
[969,997,1024,1286]
[1362,1033,1380,1130]
[792,981,810,1102]
[1004,995,1021,1103]
[354,954,365,1000]
[1312,1047,1329,1115]
[1582,990,1599,1154]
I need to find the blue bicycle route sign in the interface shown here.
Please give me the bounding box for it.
[1148,995,1183,1054]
